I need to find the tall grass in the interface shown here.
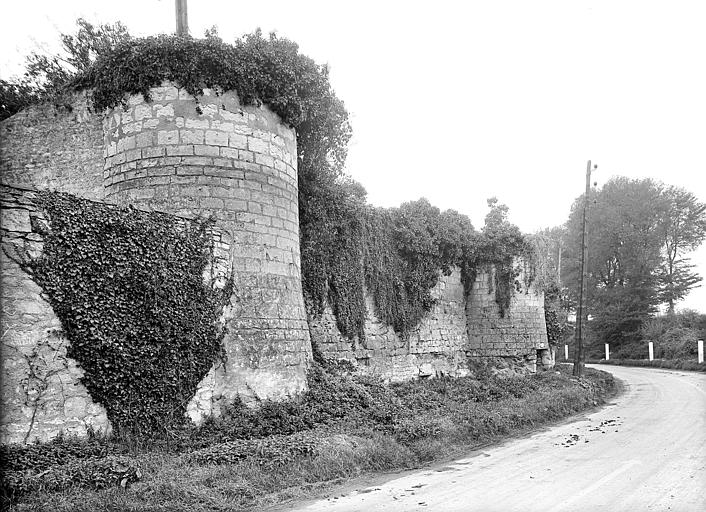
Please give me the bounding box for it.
[3,364,616,511]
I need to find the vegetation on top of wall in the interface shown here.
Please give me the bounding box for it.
[302,190,536,341]
[25,191,232,436]
[71,31,351,172]
[363,201,477,336]
[2,20,545,345]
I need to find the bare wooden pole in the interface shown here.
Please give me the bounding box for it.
[573,160,594,378]
[175,0,189,36]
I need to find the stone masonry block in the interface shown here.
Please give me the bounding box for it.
[134,104,152,121]
[212,121,234,132]
[220,147,239,159]
[181,130,205,144]
[157,130,179,145]
[166,145,194,156]
[185,118,210,129]
[248,137,269,154]
[225,199,247,210]
[124,149,142,163]
[194,145,220,157]
[205,130,229,146]
[239,150,255,163]
[143,118,160,130]
[229,134,248,149]
[181,156,212,166]
[154,104,175,117]
[212,157,233,168]
[136,132,153,148]
[255,154,275,167]
[1,209,32,232]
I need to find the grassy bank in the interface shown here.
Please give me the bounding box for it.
[587,358,706,373]
[2,363,616,511]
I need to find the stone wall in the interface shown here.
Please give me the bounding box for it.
[310,269,470,381]
[99,83,311,406]
[0,186,110,444]
[466,262,549,370]
[311,264,548,377]
[0,82,312,430]
[0,80,550,442]
[0,92,105,200]
[0,184,239,441]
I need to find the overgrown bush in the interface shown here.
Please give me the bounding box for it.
[656,327,699,359]
[603,309,706,360]
[1,455,141,502]
[184,431,322,467]
[188,364,402,448]
[0,434,124,473]
[392,416,450,442]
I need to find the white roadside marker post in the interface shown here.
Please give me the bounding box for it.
[648,341,654,361]
[565,344,569,361]
[605,343,610,361]
[699,340,704,364]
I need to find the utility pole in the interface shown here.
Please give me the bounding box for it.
[175,0,189,36]
[573,160,596,378]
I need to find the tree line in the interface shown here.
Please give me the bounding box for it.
[539,177,706,357]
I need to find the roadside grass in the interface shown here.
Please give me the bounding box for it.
[2,363,616,511]
[587,358,706,373]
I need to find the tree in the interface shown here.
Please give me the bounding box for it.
[0,18,131,120]
[657,186,706,313]
[563,178,665,349]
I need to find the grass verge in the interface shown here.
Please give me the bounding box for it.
[587,358,706,373]
[2,362,616,511]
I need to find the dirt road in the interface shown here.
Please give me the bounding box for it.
[286,365,706,512]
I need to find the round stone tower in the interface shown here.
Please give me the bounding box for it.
[103,82,311,410]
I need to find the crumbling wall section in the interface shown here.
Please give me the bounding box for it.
[466,262,549,370]
[0,92,105,200]
[0,186,110,444]
[309,269,471,381]
[311,262,549,377]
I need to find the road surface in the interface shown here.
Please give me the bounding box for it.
[284,365,706,512]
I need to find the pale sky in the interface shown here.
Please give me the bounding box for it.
[2,0,705,312]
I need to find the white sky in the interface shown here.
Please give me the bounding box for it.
[2,0,705,312]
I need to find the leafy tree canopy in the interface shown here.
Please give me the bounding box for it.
[560,177,706,349]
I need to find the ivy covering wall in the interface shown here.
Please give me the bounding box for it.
[27,192,232,435]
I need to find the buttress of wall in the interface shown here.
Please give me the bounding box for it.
[102,83,311,408]
[0,92,105,200]
[309,268,470,381]
[0,186,110,444]
[466,260,548,368]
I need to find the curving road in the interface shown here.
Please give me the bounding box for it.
[284,365,706,512]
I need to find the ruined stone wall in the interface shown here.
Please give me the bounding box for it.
[0,184,236,442]
[101,83,311,407]
[0,81,550,442]
[466,262,549,370]
[0,92,105,200]
[0,82,312,438]
[310,269,471,381]
[311,263,548,377]
[0,186,110,444]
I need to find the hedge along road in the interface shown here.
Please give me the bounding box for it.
[283,365,706,512]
